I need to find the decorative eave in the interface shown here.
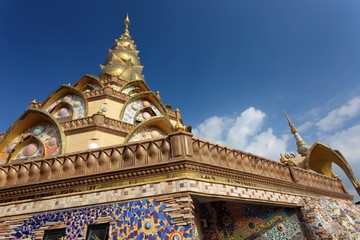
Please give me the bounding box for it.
[99,74,129,87]
[60,113,135,136]
[0,132,351,204]
[83,86,130,103]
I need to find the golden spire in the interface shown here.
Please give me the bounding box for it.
[284,111,310,156]
[99,14,144,80]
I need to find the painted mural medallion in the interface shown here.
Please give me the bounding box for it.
[23,143,38,156]
[58,107,70,117]
[142,100,151,107]
[73,101,81,107]
[32,126,45,136]
[142,111,151,119]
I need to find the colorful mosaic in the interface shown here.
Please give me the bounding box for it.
[2,122,62,161]
[311,197,360,239]
[128,127,166,142]
[122,99,162,124]
[13,199,193,240]
[47,94,86,120]
[198,201,304,240]
[122,85,143,96]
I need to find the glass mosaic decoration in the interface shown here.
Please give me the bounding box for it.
[122,99,162,124]
[47,94,86,120]
[13,199,193,240]
[4,122,62,160]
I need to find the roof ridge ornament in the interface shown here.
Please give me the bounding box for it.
[283,110,309,156]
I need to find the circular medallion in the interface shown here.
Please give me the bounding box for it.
[277,223,286,232]
[73,101,81,107]
[32,126,45,136]
[248,222,256,229]
[144,221,152,230]
[150,130,160,138]
[142,112,151,119]
[63,95,72,102]
[170,232,182,240]
[142,100,151,107]
[58,107,70,117]
[132,104,139,110]
[23,143,38,156]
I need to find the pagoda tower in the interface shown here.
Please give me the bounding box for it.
[0,15,358,240]
[0,15,183,164]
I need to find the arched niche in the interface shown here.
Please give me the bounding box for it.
[74,74,103,93]
[49,102,74,122]
[8,136,44,160]
[120,92,168,125]
[125,116,174,143]
[121,80,150,97]
[41,85,88,120]
[0,109,65,163]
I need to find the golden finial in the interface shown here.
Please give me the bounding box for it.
[175,119,185,132]
[121,14,131,39]
[125,13,130,29]
[284,110,310,156]
[31,99,37,103]
[174,108,185,131]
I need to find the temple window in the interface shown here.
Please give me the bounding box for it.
[85,223,109,240]
[42,228,66,240]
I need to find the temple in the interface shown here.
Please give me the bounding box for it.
[0,15,359,240]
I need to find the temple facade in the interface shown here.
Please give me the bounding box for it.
[0,15,359,240]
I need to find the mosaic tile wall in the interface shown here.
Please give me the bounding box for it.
[13,199,193,240]
[128,127,166,142]
[122,99,162,124]
[47,94,86,120]
[198,201,304,240]
[310,197,360,239]
[2,122,62,161]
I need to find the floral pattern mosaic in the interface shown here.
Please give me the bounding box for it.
[128,127,166,142]
[2,122,62,161]
[47,94,86,120]
[122,99,162,124]
[13,199,193,240]
[311,197,360,239]
[198,201,304,240]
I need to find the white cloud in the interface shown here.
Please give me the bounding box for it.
[298,121,315,132]
[297,97,360,202]
[244,128,289,160]
[316,96,360,132]
[193,107,289,160]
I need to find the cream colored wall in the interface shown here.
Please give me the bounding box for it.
[65,131,125,153]
[87,99,124,120]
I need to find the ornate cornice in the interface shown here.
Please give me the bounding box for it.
[0,132,351,204]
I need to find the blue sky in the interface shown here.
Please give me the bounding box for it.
[1,1,359,200]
